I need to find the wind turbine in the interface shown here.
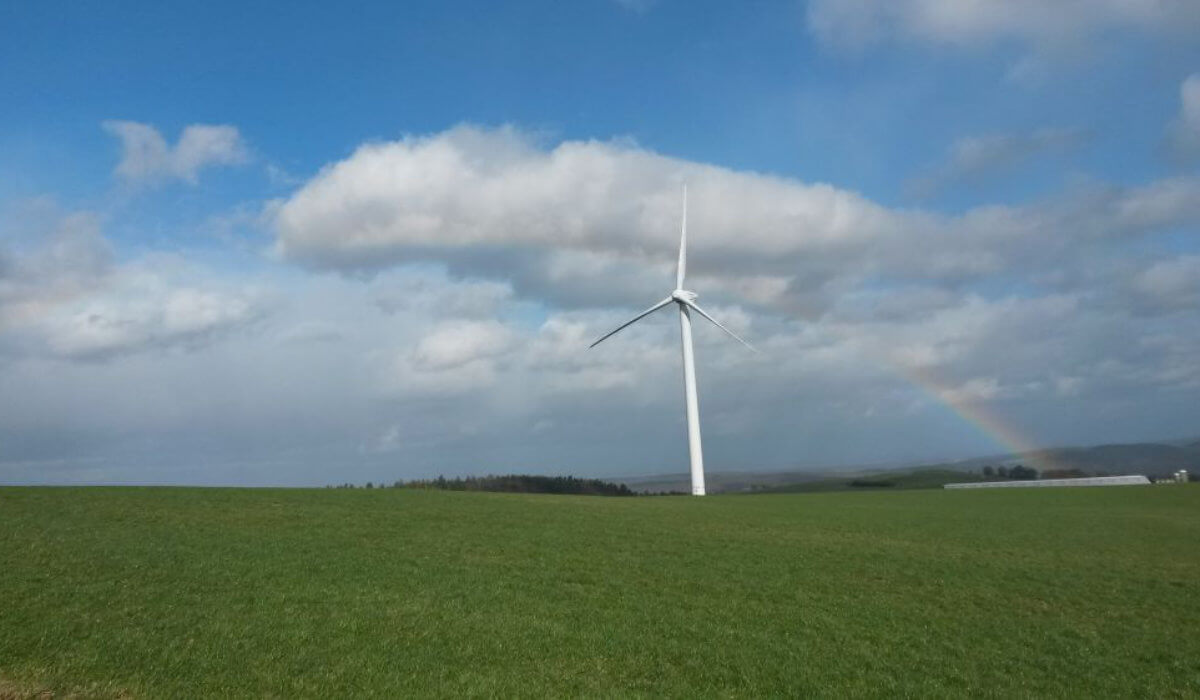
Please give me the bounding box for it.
[589,185,756,496]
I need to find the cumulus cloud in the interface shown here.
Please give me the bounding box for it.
[908,127,1088,198]
[0,211,112,328]
[1166,74,1200,164]
[375,319,516,397]
[806,0,1200,53]
[103,121,249,184]
[1129,255,1200,312]
[272,126,1200,317]
[5,239,1198,484]
[411,320,514,372]
[262,125,1200,467]
[0,211,264,361]
[36,274,261,360]
[372,271,512,318]
[8,127,1200,485]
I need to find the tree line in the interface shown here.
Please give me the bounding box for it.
[979,465,1095,480]
[981,464,1040,480]
[328,474,636,496]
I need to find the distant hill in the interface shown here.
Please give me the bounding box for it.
[747,469,991,495]
[619,435,1200,494]
[1032,443,1199,474]
[941,441,1200,478]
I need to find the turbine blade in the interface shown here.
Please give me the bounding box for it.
[589,297,675,349]
[684,301,758,353]
[676,184,687,288]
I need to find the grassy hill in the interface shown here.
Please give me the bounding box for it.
[623,436,1200,493]
[2,486,1198,696]
[749,468,989,493]
[1024,442,1200,475]
[923,440,1200,479]
[619,469,836,494]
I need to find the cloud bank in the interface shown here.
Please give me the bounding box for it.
[806,0,1200,52]
[0,210,263,361]
[263,126,1200,469]
[1167,74,1200,164]
[272,125,1200,316]
[908,127,1087,198]
[5,125,1200,485]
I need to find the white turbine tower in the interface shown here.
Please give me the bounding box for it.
[589,186,756,496]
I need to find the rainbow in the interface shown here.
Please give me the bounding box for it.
[902,364,1063,474]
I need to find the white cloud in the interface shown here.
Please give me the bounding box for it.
[366,424,404,454]
[272,126,1200,316]
[806,0,1200,53]
[372,271,512,318]
[271,124,889,270]
[1166,74,1200,164]
[0,211,263,361]
[411,320,514,371]
[259,126,1200,468]
[34,269,260,361]
[908,127,1087,198]
[8,125,1200,485]
[939,376,1001,404]
[379,320,516,397]
[1130,255,1200,311]
[0,211,112,327]
[38,280,259,361]
[103,121,249,184]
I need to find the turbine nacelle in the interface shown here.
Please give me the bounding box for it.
[671,289,697,304]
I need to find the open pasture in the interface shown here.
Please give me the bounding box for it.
[1,485,1198,697]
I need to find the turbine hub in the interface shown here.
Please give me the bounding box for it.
[671,289,697,304]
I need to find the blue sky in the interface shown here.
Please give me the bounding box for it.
[2,1,1199,485]
[8,1,1193,206]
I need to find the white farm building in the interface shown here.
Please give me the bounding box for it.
[945,475,1151,490]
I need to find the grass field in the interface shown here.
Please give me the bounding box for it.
[1,485,1198,697]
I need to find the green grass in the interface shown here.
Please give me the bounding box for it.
[1,486,1198,697]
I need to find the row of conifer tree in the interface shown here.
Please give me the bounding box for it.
[329,474,636,496]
